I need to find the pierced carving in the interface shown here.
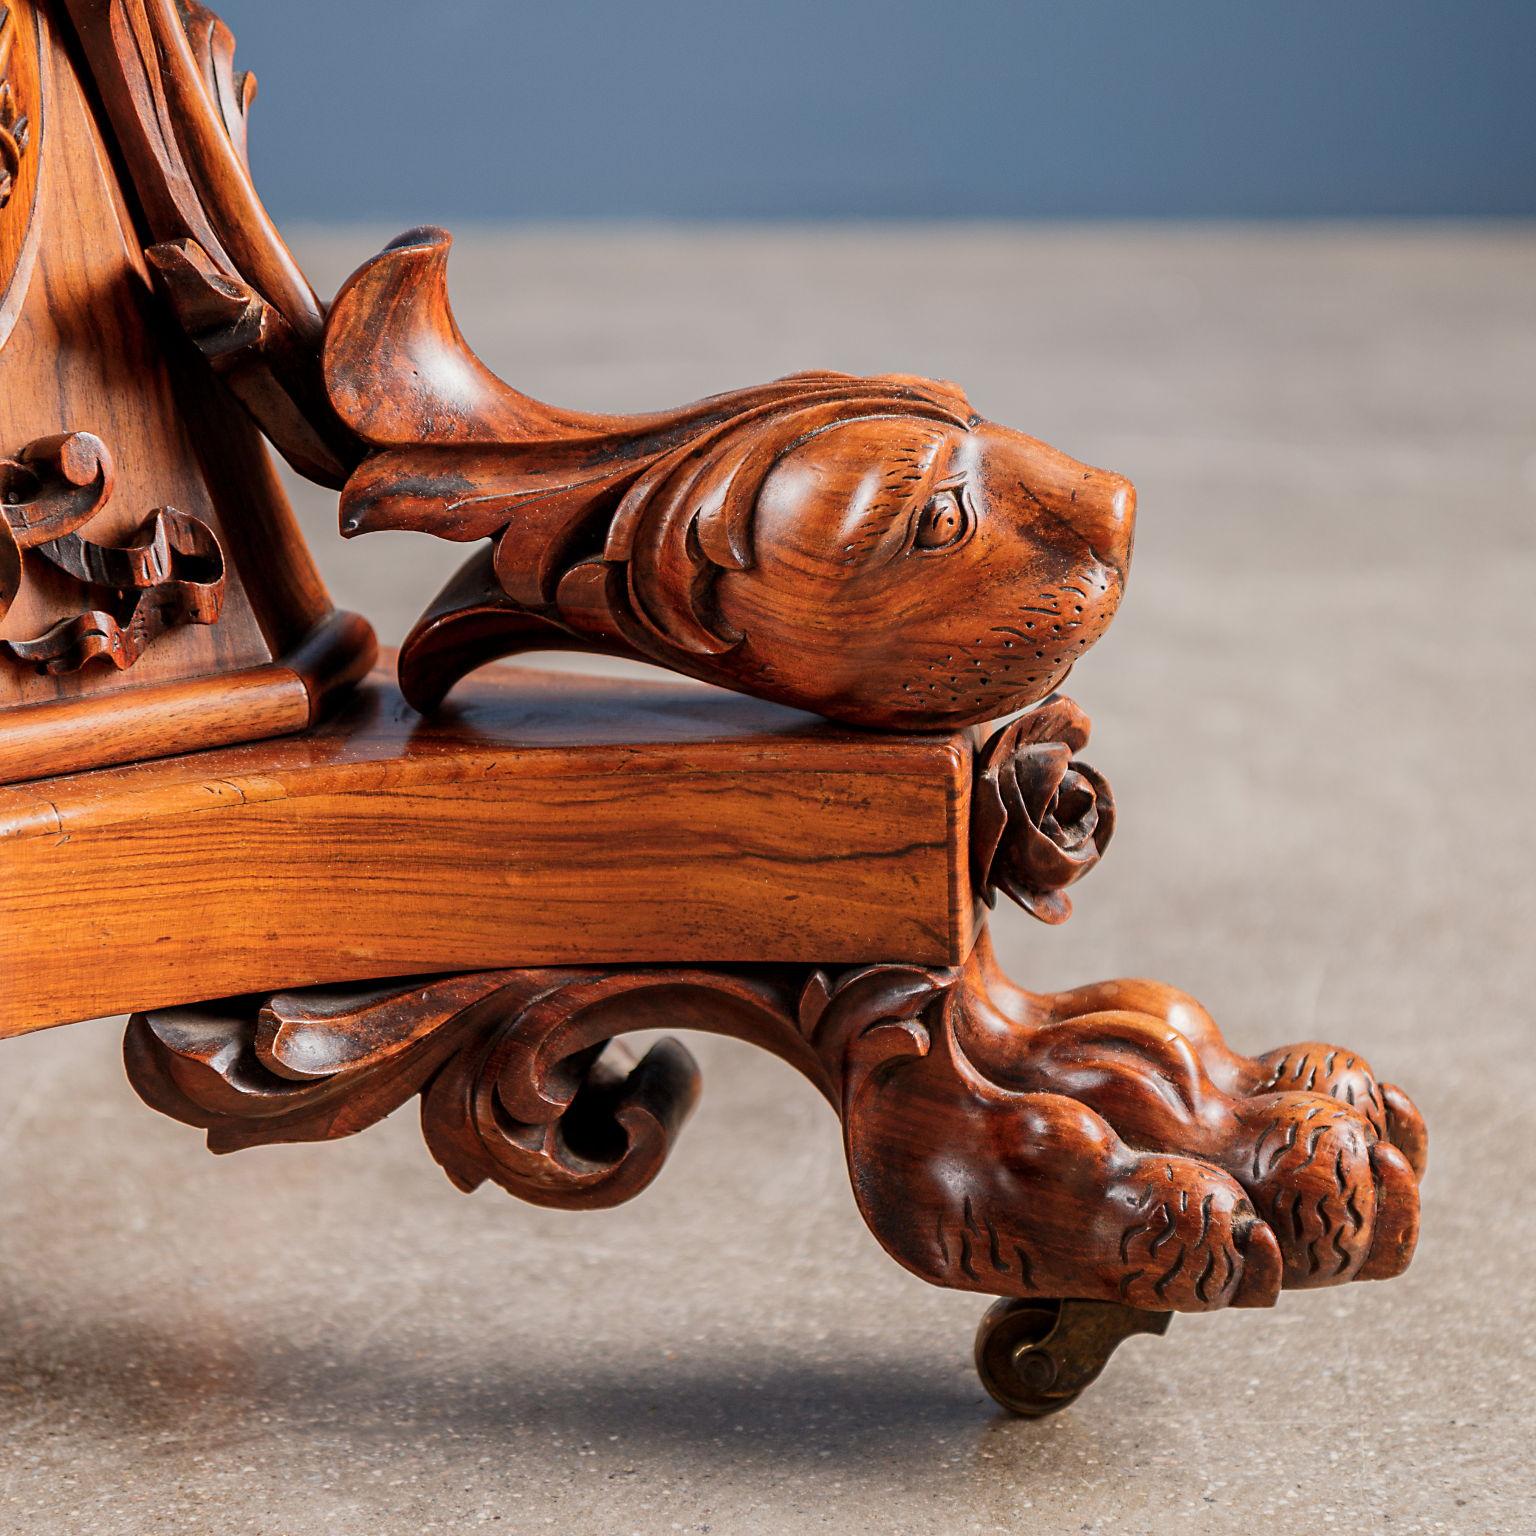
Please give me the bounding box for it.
[971,694,1115,922]
[61,0,359,485]
[127,966,811,1210]
[317,228,1137,729]
[127,931,1424,1314]
[0,432,226,672]
[0,5,30,211]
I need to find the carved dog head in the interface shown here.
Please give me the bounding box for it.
[325,229,1134,728]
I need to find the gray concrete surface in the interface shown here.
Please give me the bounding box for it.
[2,226,1533,1534]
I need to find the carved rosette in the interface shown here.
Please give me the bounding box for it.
[971,695,1114,922]
[0,433,225,672]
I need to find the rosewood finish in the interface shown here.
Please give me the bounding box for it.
[0,662,978,1037]
[0,0,1428,1419]
[0,0,373,780]
[0,430,226,672]
[126,928,1424,1411]
[322,228,1135,729]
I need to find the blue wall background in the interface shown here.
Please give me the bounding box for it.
[214,0,1536,221]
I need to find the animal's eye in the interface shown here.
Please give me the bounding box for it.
[913,489,969,552]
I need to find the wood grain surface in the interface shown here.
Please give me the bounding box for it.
[0,657,977,1036]
[0,0,373,776]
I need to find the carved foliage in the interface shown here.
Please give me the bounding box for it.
[127,936,1425,1312]
[0,432,225,672]
[127,966,819,1211]
[971,694,1115,922]
[320,228,1138,729]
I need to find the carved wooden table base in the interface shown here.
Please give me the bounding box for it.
[126,927,1425,1416]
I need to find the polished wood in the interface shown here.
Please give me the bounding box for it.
[0,430,227,672]
[0,606,371,784]
[0,0,1430,1419]
[0,0,42,348]
[126,923,1425,1412]
[971,693,1114,921]
[0,658,978,1036]
[61,0,357,485]
[321,227,1136,729]
[0,0,372,778]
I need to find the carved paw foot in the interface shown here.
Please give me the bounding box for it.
[1229,1092,1420,1286]
[835,933,1423,1319]
[839,1034,1284,1315]
[1250,1042,1429,1181]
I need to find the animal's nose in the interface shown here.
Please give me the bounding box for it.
[978,422,1136,577]
[1073,473,1135,576]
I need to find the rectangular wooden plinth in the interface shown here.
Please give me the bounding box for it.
[0,662,979,1036]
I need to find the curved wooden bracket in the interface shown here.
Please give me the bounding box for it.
[126,928,1425,1316]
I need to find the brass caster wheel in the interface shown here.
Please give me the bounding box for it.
[974,1297,1172,1418]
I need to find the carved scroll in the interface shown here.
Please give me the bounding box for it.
[127,931,1424,1308]
[0,432,225,672]
[317,228,1138,729]
[127,965,818,1210]
[62,0,359,484]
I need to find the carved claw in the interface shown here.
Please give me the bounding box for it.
[1111,1157,1283,1311]
[1243,1043,1428,1192]
[1233,1093,1400,1288]
[1382,1082,1429,1182]
[975,1297,1171,1418]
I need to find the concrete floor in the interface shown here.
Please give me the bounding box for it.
[2,225,1533,1534]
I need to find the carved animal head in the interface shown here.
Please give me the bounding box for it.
[324,228,1135,728]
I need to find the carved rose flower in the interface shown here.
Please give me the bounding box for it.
[970,695,1114,924]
